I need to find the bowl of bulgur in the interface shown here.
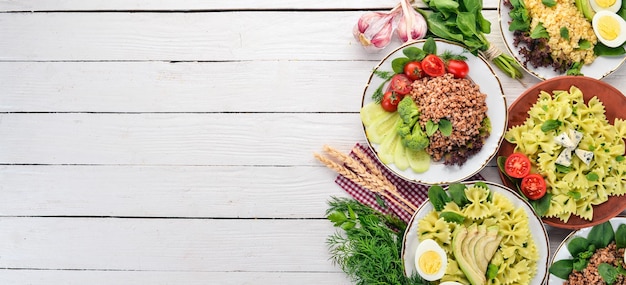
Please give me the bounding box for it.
[499,0,626,80]
[360,39,508,185]
[549,216,626,285]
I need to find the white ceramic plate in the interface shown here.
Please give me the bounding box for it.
[401,181,551,284]
[548,216,626,284]
[498,1,626,80]
[361,39,507,185]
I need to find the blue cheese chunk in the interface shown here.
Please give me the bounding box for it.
[554,132,575,149]
[575,149,594,165]
[568,129,583,148]
[556,149,573,167]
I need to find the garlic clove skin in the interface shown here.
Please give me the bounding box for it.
[396,0,427,43]
[353,10,399,51]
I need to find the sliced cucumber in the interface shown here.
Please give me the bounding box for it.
[366,112,400,144]
[406,147,430,173]
[394,138,410,171]
[360,102,389,127]
[378,121,402,165]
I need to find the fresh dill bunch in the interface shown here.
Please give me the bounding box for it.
[326,197,427,285]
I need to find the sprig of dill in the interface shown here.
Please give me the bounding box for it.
[371,70,395,103]
[326,197,428,285]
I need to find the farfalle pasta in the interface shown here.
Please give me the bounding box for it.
[417,184,539,285]
[504,86,626,222]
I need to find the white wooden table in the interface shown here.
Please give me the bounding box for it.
[0,1,624,284]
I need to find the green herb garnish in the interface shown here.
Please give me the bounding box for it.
[326,197,428,285]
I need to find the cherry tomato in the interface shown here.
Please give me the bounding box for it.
[421,54,446,77]
[520,174,547,200]
[389,74,412,95]
[403,61,425,80]
[504,153,532,178]
[381,91,401,112]
[447,59,469,78]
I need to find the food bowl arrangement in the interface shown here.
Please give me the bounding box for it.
[497,76,626,229]
[548,216,626,284]
[360,38,507,185]
[498,0,626,80]
[402,181,551,285]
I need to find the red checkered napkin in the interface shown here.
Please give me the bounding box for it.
[335,143,483,223]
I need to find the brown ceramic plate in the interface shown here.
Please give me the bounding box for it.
[497,76,626,230]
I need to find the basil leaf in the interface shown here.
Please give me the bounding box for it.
[426,120,438,136]
[616,155,625,162]
[578,39,592,50]
[541,119,562,132]
[573,257,589,271]
[403,47,427,61]
[530,22,549,39]
[549,259,574,279]
[438,119,452,136]
[423,37,437,55]
[586,172,599,181]
[587,221,615,249]
[560,27,570,40]
[598,263,618,284]
[391,57,411,74]
[440,211,465,224]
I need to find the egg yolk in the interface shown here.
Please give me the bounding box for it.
[418,250,442,274]
[597,15,620,40]
[594,0,617,8]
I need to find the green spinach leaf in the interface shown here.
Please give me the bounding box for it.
[448,183,469,207]
[567,237,590,257]
[615,224,626,249]
[549,259,574,279]
[587,221,615,249]
[427,185,450,211]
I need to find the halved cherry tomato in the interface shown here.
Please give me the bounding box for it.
[504,153,532,178]
[389,74,412,95]
[520,173,547,200]
[447,59,469,78]
[403,61,425,80]
[381,91,401,112]
[421,54,446,77]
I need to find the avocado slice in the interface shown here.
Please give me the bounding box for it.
[475,226,501,273]
[453,224,486,285]
[466,225,485,275]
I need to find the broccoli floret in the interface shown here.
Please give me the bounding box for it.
[396,96,429,151]
[402,122,429,151]
[397,96,420,125]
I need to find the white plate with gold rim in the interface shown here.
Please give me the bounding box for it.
[361,39,507,185]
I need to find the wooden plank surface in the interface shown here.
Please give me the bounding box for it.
[1,1,626,283]
[0,0,501,11]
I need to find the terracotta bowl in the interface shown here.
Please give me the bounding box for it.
[497,76,626,230]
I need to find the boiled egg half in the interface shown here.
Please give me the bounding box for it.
[592,10,626,47]
[590,0,622,13]
[414,238,447,281]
